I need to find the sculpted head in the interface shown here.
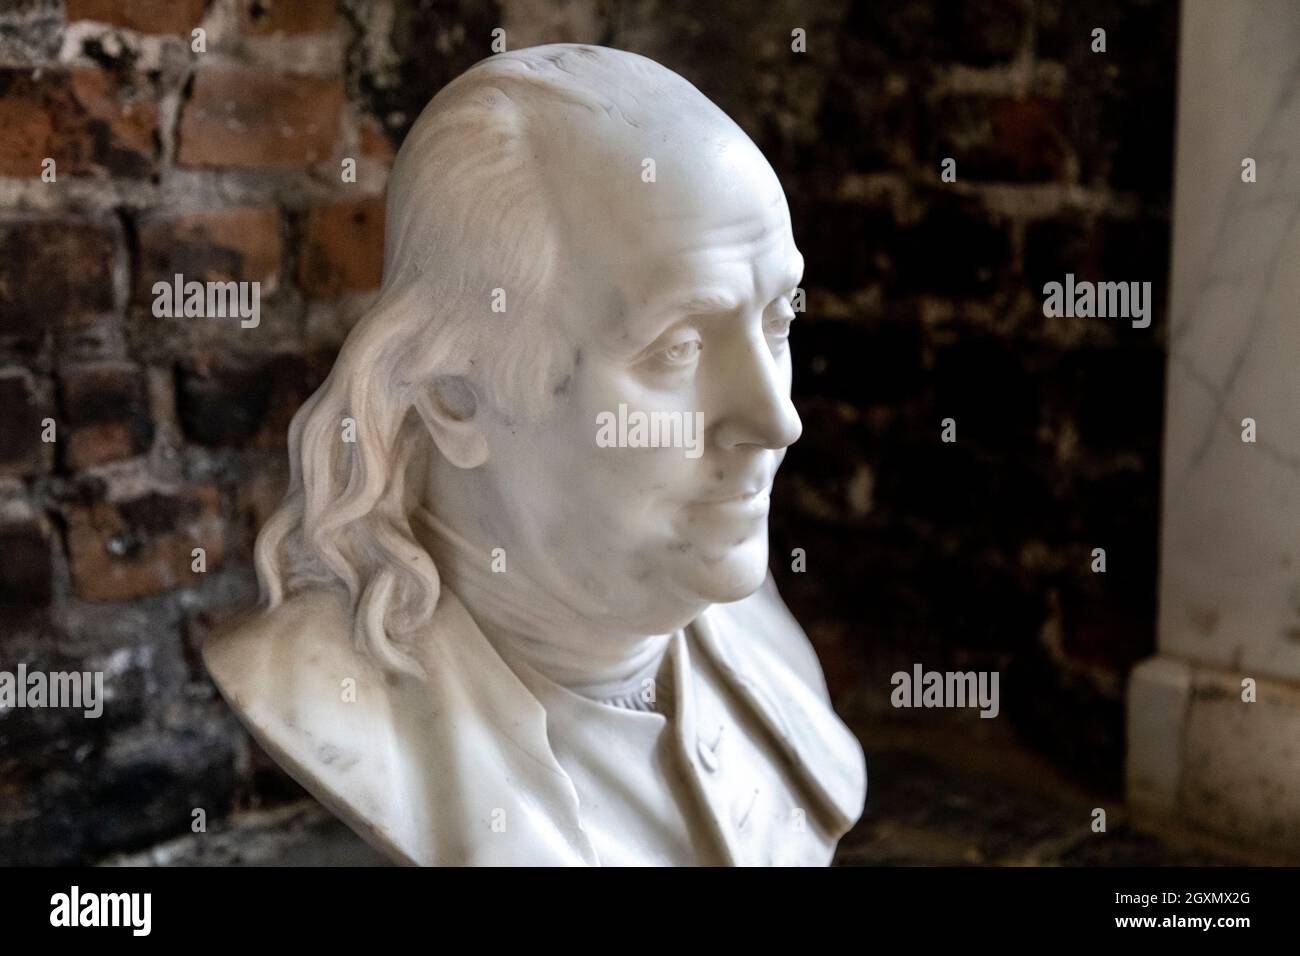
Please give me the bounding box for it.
[255,44,804,671]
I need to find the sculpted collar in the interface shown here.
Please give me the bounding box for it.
[203,577,866,865]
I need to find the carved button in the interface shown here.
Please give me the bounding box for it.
[697,724,724,771]
[697,738,719,771]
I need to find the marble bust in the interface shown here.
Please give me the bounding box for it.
[204,43,866,866]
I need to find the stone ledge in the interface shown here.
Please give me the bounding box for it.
[1128,655,1300,856]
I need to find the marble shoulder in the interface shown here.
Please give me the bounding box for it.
[202,589,417,861]
[202,588,376,709]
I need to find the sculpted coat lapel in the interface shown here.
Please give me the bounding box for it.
[203,577,866,866]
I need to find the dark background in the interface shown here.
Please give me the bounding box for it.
[0,0,1182,864]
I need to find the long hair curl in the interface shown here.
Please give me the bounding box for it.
[254,46,667,674]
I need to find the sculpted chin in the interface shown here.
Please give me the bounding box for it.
[204,43,867,867]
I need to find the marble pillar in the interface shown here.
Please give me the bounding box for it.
[1127,0,1300,852]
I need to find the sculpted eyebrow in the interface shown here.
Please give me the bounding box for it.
[622,290,738,349]
[631,280,785,352]
[621,295,731,361]
[672,290,741,315]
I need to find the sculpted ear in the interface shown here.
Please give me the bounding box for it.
[413,376,489,469]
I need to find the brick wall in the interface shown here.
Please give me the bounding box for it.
[0,0,1177,863]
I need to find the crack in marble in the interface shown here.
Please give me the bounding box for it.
[1175,196,1300,486]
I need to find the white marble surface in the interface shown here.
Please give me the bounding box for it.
[1129,0,1300,851]
[1160,0,1300,681]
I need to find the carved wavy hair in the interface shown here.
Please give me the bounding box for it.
[254,46,680,674]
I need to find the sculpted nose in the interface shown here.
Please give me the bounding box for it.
[712,333,802,451]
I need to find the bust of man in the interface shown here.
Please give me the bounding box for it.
[204,43,866,866]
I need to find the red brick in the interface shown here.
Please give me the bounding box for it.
[58,362,154,468]
[932,94,1068,183]
[298,197,385,298]
[0,371,55,478]
[0,83,53,177]
[359,115,394,166]
[134,207,282,302]
[0,219,117,341]
[0,508,53,609]
[65,485,224,602]
[176,350,330,448]
[237,458,289,534]
[66,0,207,34]
[239,0,340,35]
[177,69,343,170]
[988,97,1069,182]
[0,68,159,178]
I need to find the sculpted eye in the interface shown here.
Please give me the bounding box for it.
[764,298,796,340]
[651,334,703,368]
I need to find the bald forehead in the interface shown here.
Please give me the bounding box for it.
[531,108,789,284]
[480,48,796,345]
